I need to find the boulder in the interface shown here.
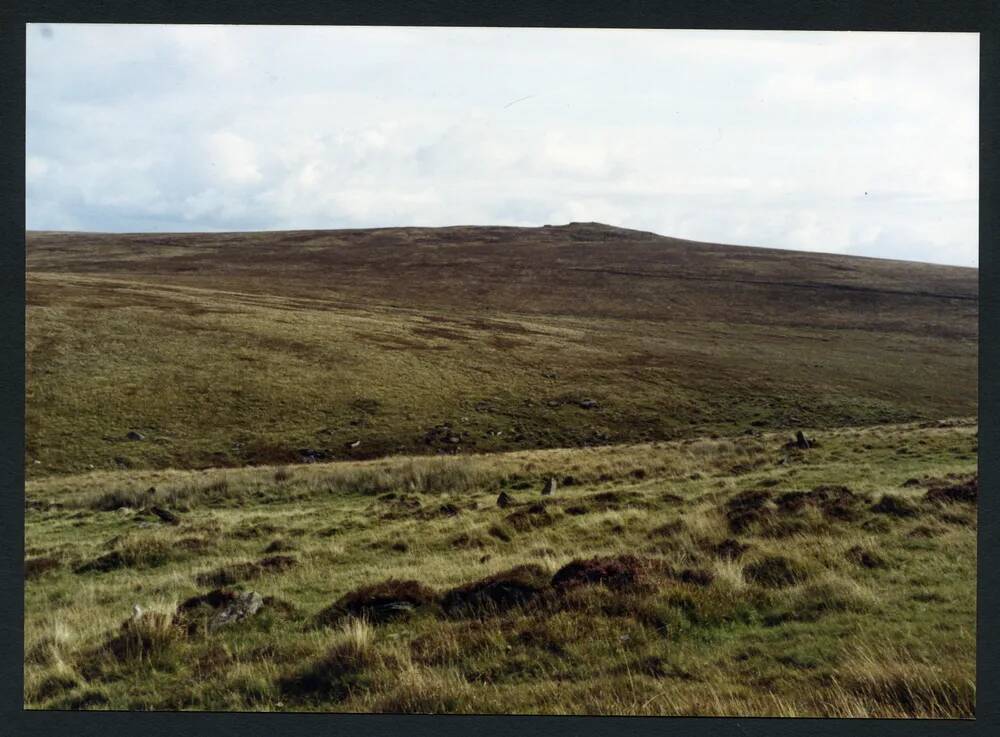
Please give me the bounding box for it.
[125,431,145,441]
[209,591,264,632]
[496,491,514,508]
[541,477,557,496]
[149,506,180,526]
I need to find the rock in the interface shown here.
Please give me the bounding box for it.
[126,431,145,441]
[446,435,461,444]
[149,506,180,526]
[578,399,599,409]
[345,440,361,449]
[496,491,514,508]
[541,477,557,496]
[795,431,810,449]
[209,591,264,632]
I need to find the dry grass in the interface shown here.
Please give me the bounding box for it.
[24,421,977,715]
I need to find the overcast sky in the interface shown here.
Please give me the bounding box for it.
[26,25,978,266]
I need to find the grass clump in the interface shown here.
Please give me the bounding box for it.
[551,555,651,591]
[442,565,551,617]
[870,494,919,518]
[742,555,809,589]
[317,580,439,626]
[280,618,380,701]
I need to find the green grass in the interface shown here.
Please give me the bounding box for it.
[25,225,978,715]
[26,225,976,479]
[24,421,977,716]
[26,272,974,479]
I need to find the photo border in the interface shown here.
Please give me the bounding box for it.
[2,1,996,735]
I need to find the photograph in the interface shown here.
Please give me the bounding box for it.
[23,24,978,716]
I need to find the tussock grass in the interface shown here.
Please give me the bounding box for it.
[24,421,976,715]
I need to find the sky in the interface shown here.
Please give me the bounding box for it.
[26,25,979,266]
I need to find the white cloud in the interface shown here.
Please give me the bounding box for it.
[25,25,979,266]
[203,131,263,186]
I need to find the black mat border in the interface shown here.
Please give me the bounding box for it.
[1,2,996,736]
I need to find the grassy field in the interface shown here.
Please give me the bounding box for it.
[24,420,977,715]
[26,224,977,479]
[24,224,978,715]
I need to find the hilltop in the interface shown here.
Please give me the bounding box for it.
[26,224,977,477]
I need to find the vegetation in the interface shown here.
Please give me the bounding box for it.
[24,224,977,715]
[26,224,976,478]
[24,421,977,715]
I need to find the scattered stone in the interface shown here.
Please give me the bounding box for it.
[149,506,180,526]
[541,477,557,496]
[298,448,328,463]
[174,589,264,634]
[345,440,361,450]
[784,431,814,450]
[125,431,145,441]
[496,491,514,508]
[209,591,263,633]
[577,399,599,409]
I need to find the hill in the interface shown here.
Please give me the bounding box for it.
[24,224,978,716]
[26,223,977,478]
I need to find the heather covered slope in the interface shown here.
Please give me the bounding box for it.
[26,224,977,478]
